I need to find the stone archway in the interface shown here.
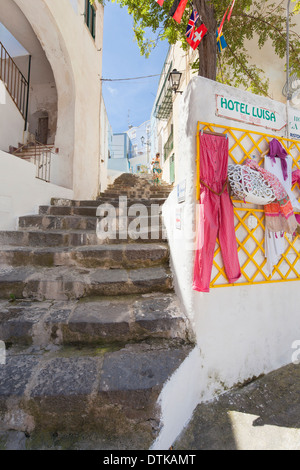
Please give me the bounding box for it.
[12,0,76,190]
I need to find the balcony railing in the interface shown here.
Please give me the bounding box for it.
[12,140,54,183]
[0,41,30,121]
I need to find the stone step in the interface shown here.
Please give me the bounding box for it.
[39,204,163,217]
[0,229,167,247]
[0,341,192,449]
[0,243,169,269]
[18,215,163,232]
[0,293,191,348]
[0,265,173,301]
[51,198,167,207]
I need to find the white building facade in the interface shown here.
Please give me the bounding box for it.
[0,0,110,230]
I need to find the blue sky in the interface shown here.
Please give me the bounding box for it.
[101,2,169,134]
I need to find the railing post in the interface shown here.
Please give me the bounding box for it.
[24,55,31,131]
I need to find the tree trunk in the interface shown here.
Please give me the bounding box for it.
[194,0,217,80]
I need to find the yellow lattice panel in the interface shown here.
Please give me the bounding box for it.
[196,122,300,288]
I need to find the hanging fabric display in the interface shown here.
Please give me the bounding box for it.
[228,163,276,205]
[193,133,241,293]
[169,0,189,23]
[268,138,288,181]
[155,0,165,6]
[263,139,300,274]
[244,158,298,235]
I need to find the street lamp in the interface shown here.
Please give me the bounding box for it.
[169,69,183,94]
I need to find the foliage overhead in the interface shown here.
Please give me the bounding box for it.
[96,0,300,97]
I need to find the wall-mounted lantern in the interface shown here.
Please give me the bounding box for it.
[169,69,183,94]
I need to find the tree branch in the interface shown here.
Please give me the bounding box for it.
[225,43,272,98]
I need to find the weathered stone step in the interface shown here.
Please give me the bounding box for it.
[51,198,167,207]
[0,243,169,269]
[0,229,167,247]
[0,293,192,347]
[0,341,192,449]
[39,204,163,217]
[0,265,173,300]
[18,214,163,232]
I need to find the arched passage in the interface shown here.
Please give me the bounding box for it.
[12,0,76,190]
[1,0,104,198]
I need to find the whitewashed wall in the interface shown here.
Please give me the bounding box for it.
[153,76,300,450]
[0,150,73,230]
[4,0,105,200]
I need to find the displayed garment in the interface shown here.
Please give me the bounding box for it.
[292,169,300,186]
[292,169,300,226]
[263,139,300,275]
[245,159,298,234]
[268,138,288,181]
[193,133,241,292]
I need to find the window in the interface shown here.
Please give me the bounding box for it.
[85,0,96,40]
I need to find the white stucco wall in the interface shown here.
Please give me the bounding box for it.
[0,150,73,230]
[3,0,105,200]
[0,81,24,152]
[153,76,300,450]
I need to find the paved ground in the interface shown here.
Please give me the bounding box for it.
[174,362,300,450]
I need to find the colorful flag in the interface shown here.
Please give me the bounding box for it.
[186,23,208,50]
[216,29,227,52]
[169,0,189,24]
[156,0,165,6]
[218,0,236,35]
[218,7,229,36]
[186,7,200,39]
[227,0,236,21]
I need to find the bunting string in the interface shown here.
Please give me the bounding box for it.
[154,0,237,52]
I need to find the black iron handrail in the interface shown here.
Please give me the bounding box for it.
[0,41,29,121]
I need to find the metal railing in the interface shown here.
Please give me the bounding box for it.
[0,41,29,120]
[12,140,54,183]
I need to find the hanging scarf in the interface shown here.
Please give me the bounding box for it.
[245,159,298,234]
[268,139,288,181]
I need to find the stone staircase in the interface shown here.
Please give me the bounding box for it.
[101,172,173,200]
[9,142,55,163]
[0,178,194,450]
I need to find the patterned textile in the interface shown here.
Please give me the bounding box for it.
[292,169,300,186]
[245,159,298,234]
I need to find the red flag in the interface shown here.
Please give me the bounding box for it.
[218,7,229,35]
[186,23,208,50]
[227,0,236,21]
[169,0,189,24]
[156,0,165,6]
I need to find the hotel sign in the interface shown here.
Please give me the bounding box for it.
[290,109,300,141]
[216,94,286,131]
